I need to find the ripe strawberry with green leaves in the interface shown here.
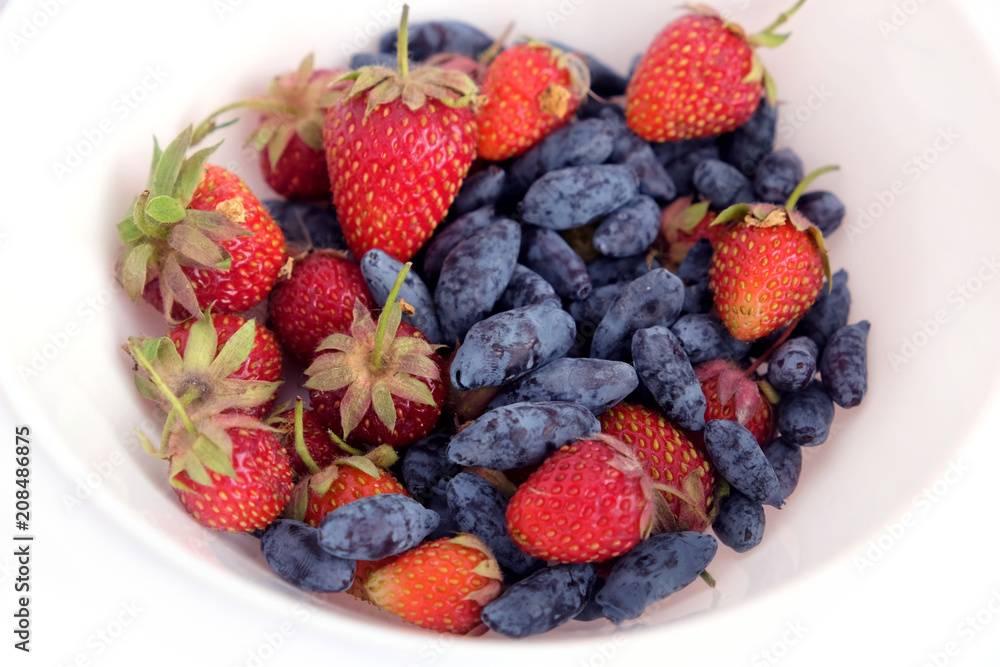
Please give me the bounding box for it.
[475,40,590,161]
[166,311,282,419]
[322,7,479,262]
[600,402,718,533]
[506,437,655,563]
[305,263,445,448]
[126,312,282,422]
[116,125,286,323]
[268,250,375,362]
[283,444,407,528]
[205,54,349,201]
[626,1,805,141]
[696,359,774,447]
[126,338,292,532]
[708,166,836,341]
[365,534,503,634]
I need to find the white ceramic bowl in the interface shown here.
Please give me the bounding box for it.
[3,0,1000,662]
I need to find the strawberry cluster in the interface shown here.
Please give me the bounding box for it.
[115,1,870,639]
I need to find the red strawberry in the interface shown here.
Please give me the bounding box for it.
[282,445,408,528]
[506,438,655,563]
[599,402,717,533]
[205,54,349,201]
[707,167,835,340]
[322,7,479,262]
[695,359,774,447]
[167,414,293,532]
[117,126,286,323]
[365,534,503,634]
[168,311,282,419]
[267,398,347,478]
[305,263,445,449]
[268,250,375,362]
[475,41,590,161]
[625,3,804,141]
[347,554,399,602]
[126,313,281,421]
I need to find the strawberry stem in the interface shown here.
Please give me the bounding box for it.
[327,429,364,456]
[785,164,839,211]
[478,21,513,66]
[130,342,197,438]
[371,262,412,370]
[744,315,803,377]
[758,0,806,36]
[397,4,410,79]
[293,397,321,475]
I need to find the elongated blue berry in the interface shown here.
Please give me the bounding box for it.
[694,159,753,210]
[450,304,576,390]
[767,336,819,392]
[488,358,639,416]
[591,268,685,361]
[796,191,845,236]
[632,326,706,431]
[671,313,751,365]
[450,166,505,220]
[422,206,495,280]
[401,433,459,502]
[482,563,598,636]
[260,519,355,593]
[595,532,718,623]
[754,148,803,203]
[593,195,661,257]
[446,473,543,577]
[795,268,850,352]
[520,225,592,301]
[777,381,835,447]
[712,491,765,553]
[379,20,493,60]
[317,494,440,561]
[703,420,783,507]
[435,218,521,343]
[820,321,870,408]
[764,437,802,500]
[518,164,640,230]
[718,99,776,178]
[496,264,561,311]
[505,119,616,203]
[587,253,658,288]
[447,401,600,470]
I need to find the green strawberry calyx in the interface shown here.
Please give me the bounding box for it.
[339,5,481,118]
[116,125,252,322]
[125,311,281,430]
[304,262,442,442]
[283,444,399,522]
[126,332,278,491]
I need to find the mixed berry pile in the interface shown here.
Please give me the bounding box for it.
[115,2,870,638]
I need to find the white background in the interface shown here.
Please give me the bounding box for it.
[3,0,1000,665]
